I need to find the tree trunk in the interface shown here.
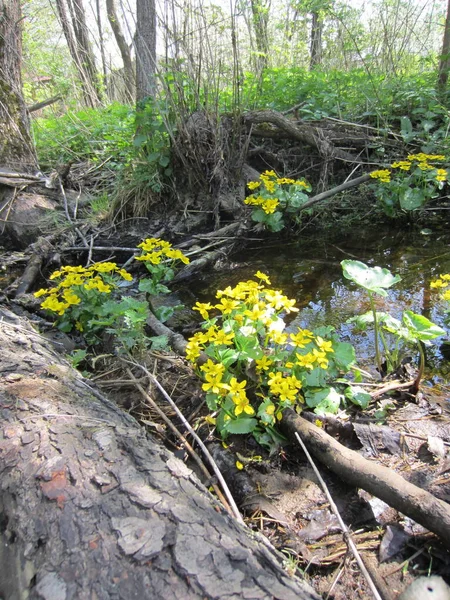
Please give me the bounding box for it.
[438,0,450,95]
[309,11,323,69]
[55,0,102,107]
[135,0,157,102]
[106,0,135,99]
[250,0,271,72]
[0,306,320,600]
[0,0,38,172]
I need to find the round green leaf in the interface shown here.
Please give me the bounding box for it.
[341,260,401,297]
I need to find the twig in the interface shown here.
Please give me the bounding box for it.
[124,358,245,524]
[294,431,383,600]
[370,379,415,399]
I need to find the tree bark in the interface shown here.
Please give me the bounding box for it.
[309,11,323,69]
[0,0,38,171]
[135,0,157,102]
[281,410,450,550]
[0,306,320,600]
[438,0,450,95]
[106,0,135,98]
[55,0,102,107]
[250,0,271,72]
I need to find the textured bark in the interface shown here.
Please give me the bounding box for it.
[106,0,135,97]
[55,0,102,107]
[135,0,157,101]
[309,11,323,69]
[250,0,270,71]
[0,307,320,600]
[0,0,38,171]
[438,0,450,94]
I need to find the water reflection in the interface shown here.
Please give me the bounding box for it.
[187,226,450,380]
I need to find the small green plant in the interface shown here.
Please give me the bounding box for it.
[186,272,355,450]
[34,262,133,338]
[341,260,402,374]
[369,153,448,216]
[135,237,189,322]
[342,260,445,382]
[245,170,312,231]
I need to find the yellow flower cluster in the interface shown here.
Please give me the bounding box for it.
[430,273,450,302]
[244,195,280,214]
[245,170,310,214]
[369,169,391,183]
[188,273,299,361]
[389,154,447,181]
[34,262,132,316]
[135,238,190,266]
[199,360,254,416]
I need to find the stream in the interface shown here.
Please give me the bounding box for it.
[188,224,450,387]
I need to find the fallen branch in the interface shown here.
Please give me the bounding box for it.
[281,410,450,550]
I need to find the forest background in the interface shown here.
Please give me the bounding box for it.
[19,0,450,225]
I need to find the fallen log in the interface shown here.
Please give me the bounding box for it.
[281,410,450,550]
[0,307,320,600]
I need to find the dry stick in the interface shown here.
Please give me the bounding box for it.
[299,174,371,212]
[125,359,245,525]
[123,365,236,519]
[370,379,415,400]
[294,432,383,600]
[282,411,450,550]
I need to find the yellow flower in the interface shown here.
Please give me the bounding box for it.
[225,377,247,399]
[200,359,225,377]
[313,349,329,369]
[369,169,391,183]
[265,403,275,415]
[202,372,226,395]
[295,352,317,369]
[255,271,271,285]
[391,161,411,171]
[215,298,239,314]
[436,169,447,182]
[290,329,314,347]
[62,290,81,305]
[430,279,448,289]
[247,181,261,190]
[442,290,450,301]
[255,356,273,373]
[233,393,254,416]
[269,330,288,345]
[34,288,48,298]
[261,198,279,214]
[315,336,334,354]
[212,329,235,346]
[118,269,133,281]
[193,301,214,320]
[185,340,201,362]
[91,262,117,273]
[236,461,244,470]
[204,415,216,425]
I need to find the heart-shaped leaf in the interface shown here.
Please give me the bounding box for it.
[341,260,401,297]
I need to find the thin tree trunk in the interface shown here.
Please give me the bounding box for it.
[250,0,270,72]
[0,306,320,600]
[135,0,157,102]
[0,0,38,171]
[95,0,108,81]
[438,0,450,95]
[106,0,135,98]
[309,11,323,69]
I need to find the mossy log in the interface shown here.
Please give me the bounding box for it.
[0,307,320,600]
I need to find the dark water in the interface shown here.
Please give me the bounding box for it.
[189,225,450,383]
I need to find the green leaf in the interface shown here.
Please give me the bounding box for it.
[341,260,401,297]
[345,386,371,409]
[303,367,327,387]
[205,393,219,411]
[138,278,158,294]
[215,348,240,368]
[224,417,258,435]
[400,188,426,211]
[159,155,170,167]
[154,305,175,323]
[402,310,446,341]
[305,387,341,414]
[331,341,356,371]
[149,335,169,351]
